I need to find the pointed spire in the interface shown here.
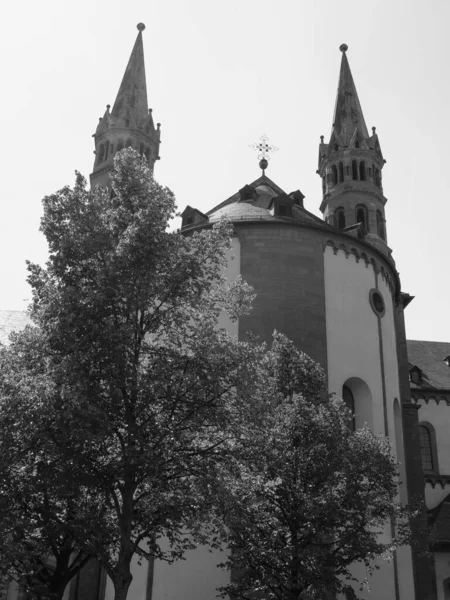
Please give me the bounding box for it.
[111,23,149,128]
[332,44,369,145]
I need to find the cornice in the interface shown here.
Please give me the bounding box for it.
[181,217,401,299]
[412,392,450,406]
[425,474,450,489]
[320,187,387,212]
[324,238,397,298]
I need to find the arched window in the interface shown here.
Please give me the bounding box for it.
[335,207,345,230]
[419,426,433,471]
[139,143,145,155]
[332,165,338,186]
[126,138,133,148]
[343,385,355,431]
[376,210,385,240]
[342,378,373,430]
[334,143,339,152]
[352,160,358,180]
[359,161,366,181]
[419,423,438,472]
[355,205,369,231]
[338,162,344,182]
[117,140,124,152]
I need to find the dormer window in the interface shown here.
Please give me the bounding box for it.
[239,185,257,202]
[409,366,422,384]
[278,204,287,217]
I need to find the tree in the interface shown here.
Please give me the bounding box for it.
[218,333,406,600]
[0,326,91,599]
[0,149,263,600]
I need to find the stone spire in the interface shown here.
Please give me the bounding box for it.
[332,43,369,145]
[90,23,161,188]
[111,23,148,129]
[317,45,390,256]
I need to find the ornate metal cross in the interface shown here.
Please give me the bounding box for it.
[249,134,278,175]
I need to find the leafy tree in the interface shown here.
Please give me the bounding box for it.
[0,149,262,600]
[218,334,406,600]
[0,325,92,599]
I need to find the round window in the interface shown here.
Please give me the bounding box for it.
[369,289,385,317]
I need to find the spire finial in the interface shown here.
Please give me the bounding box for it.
[320,135,324,143]
[249,134,279,175]
[372,126,376,134]
[339,43,348,53]
[137,23,146,32]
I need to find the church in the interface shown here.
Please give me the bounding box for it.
[2,23,450,600]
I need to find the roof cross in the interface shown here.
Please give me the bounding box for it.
[249,134,278,175]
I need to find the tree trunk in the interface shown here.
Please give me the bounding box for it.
[113,574,133,600]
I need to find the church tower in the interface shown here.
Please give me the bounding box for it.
[317,44,389,256]
[90,23,161,188]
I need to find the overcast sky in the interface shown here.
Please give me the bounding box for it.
[1,0,449,343]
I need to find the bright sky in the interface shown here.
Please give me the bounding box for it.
[1,0,448,343]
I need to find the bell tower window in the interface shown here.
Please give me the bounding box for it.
[376,210,385,240]
[352,160,358,180]
[335,207,345,230]
[331,165,338,185]
[338,162,344,182]
[359,161,366,181]
[355,205,369,231]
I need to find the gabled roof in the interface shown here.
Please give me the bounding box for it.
[0,310,32,346]
[204,174,330,230]
[407,340,450,390]
[207,174,285,216]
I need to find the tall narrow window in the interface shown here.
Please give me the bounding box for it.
[117,140,124,152]
[356,205,369,231]
[322,177,326,195]
[359,161,366,181]
[352,160,358,180]
[374,168,381,187]
[338,162,344,183]
[332,165,338,186]
[98,144,105,163]
[419,425,434,471]
[376,210,385,240]
[335,208,345,230]
[343,385,355,431]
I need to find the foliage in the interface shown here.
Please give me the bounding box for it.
[0,149,262,600]
[0,326,91,599]
[218,333,406,600]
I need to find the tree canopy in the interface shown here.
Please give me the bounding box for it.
[217,334,405,600]
[0,149,262,600]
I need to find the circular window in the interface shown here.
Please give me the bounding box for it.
[369,289,385,317]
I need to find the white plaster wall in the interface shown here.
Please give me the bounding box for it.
[324,246,415,599]
[324,247,383,434]
[416,398,450,475]
[425,481,450,509]
[435,552,450,600]
[216,236,240,337]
